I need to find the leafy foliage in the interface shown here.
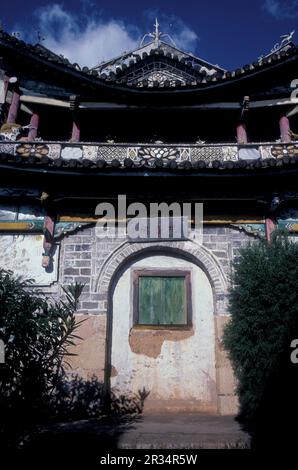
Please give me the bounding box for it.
[0,269,150,457]
[50,374,105,420]
[0,269,84,422]
[223,231,298,433]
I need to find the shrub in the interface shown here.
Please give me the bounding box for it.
[223,231,298,437]
[50,374,105,420]
[0,269,84,423]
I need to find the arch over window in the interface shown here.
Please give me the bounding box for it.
[95,240,228,315]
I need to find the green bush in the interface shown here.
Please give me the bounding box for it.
[223,231,298,431]
[0,269,84,422]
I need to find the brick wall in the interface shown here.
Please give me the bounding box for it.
[59,224,256,408]
[59,225,255,314]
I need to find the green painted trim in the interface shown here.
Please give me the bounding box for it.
[230,223,266,238]
[277,220,298,232]
[0,219,94,237]
[54,221,94,238]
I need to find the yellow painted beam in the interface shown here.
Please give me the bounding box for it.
[203,218,264,224]
[59,215,264,224]
[0,221,35,230]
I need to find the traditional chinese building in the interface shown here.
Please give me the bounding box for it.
[0,22,297,414]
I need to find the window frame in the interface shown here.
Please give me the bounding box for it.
[132,269,192,329]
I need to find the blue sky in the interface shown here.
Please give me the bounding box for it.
[1,0,297,69]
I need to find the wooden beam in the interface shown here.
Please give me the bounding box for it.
[58,215,264,224]
[287,105,298,117]
[78,97,298,111]
[265,217,276,242]
[250,97,298,108]
[16,96,298,111]
[0,73,9,105]
[71,119,80,142]
[279,116,291,142]
[69,95,81,141]
[42,214,55,268]
[20,103,33,115]
[20,95,69,108]
[28,113,39,140]
[7,91,20,123]
[0,221,38,231]
[236,123,248,144]
[6,91,32,114]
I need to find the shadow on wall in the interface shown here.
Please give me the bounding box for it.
[50,375,150,420]
[1,373,150,460]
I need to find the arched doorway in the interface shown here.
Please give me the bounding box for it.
[109,252,217,413]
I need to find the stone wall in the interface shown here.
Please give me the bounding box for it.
[57,224,254,414]
[59,225,252,314]
[0,222,254,414]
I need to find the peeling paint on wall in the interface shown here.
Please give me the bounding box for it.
[129,328,194,359]
[67,314,106,381]
[111,255,217,412]
[111,365,118,377]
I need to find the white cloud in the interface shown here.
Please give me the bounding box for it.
[263,0,298,19]
[16,3,199,67]
[173,27,198,52]
[23,4,139,67]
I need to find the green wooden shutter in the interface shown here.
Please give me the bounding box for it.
[138,276,186,325]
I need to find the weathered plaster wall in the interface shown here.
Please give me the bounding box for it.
[0,223,254,414]
[0,234,59,285]
[215,315,238,415]
[58,225,253,414]
[67,314,106,381]
[111,255,217,413]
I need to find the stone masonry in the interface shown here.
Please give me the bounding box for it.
[58,224,255,414]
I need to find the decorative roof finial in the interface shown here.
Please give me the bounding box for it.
[140,18,176,48]
[270,30,295,54]
[154,18,160,47]
[280,30,295,47]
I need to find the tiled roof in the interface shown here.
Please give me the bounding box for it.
[0,29,297,91]
[92,40,225,87]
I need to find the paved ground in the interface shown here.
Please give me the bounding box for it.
[116,413,250,449]
[26,413,250,450]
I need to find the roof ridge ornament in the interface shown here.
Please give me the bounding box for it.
[140,18,176,48]
[270,30,295,54]
[154,18,160,47]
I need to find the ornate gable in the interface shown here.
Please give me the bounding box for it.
[131,63,190,86]
[116,56,211,87]
[93,19,225,88]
